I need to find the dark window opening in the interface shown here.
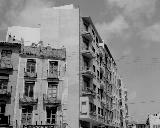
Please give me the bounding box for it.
[93,65,95,72]
[24,82,34,97]
[83,77,90,88]
[46,107,57,124]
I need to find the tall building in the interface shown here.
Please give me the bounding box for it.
[0,4,128,128]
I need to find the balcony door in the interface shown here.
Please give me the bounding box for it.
[21,106,33,126]
[49,61,58,77]
[24,82,34,98]
[83,77,90,89]
[46,106,57,124]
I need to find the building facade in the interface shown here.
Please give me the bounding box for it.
[79,17,121,128]
[0,4,128,128]
[0,38,21,127]
[118,79,128,128]
[146,113,160,128]
[0,36,66,128]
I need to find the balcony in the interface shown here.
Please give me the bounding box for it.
[82,67,95,78]
[19,94,38,105]
[81,30,93,41]
[82,87,96,97]
[0,59,13,70]
[0,114,10,126]
[89,111,97,120]
[43,94,61,106]
[98,115,105,123]
[0,88,11,98]
[47,70,59,81]
[24,70,37,79]
[81,49,95,59]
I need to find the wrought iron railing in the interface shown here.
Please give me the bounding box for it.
[43,94,61,105]
[19,94,38,105]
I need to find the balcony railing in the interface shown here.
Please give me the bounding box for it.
[82,87,96,97]
[82,67,95,78]
[43,94,61,106]
[81,49,96,59]
[47,70,59,80]
[24,70,37,79]
[89,111,97,120]
[0,114,10,126]
[98,115,105,123]
[19,94,38,105]
[0,59,13,70]
[81,30,93,41]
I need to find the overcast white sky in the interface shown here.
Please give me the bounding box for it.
[1,0,160,122]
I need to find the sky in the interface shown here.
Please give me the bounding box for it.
[1,0,160,122]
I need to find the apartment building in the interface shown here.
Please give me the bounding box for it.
[79,17,120,128]
[1,4,128,128]
[118,79,128,128]
[0,35,66,127]
[0,37,21,127]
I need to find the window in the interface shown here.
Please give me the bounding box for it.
[48,82,58,98]
[84,57,90,70]
[49,61,58,77]
[100,72,103,80]
[1,50,12,58]
[83,77,90,88]
[97,54,99,59]
[21,106,33,125]
[83,37,90,50]
[26,59,36,73]
[98,107,101,114]
[92,46,95,53]
[98,88,100,95]
[1,50,12,66]
[81,102,87,114]
[96,37,99,43]
[24,82,34,97]
[0,104,5,114]
[89,103,96,113]
[82,102,86,105]
[93,65,95,72]
[46,107,57,124]
[101,109,104,116]
[97,70,99,80]
[92,29,95,36]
